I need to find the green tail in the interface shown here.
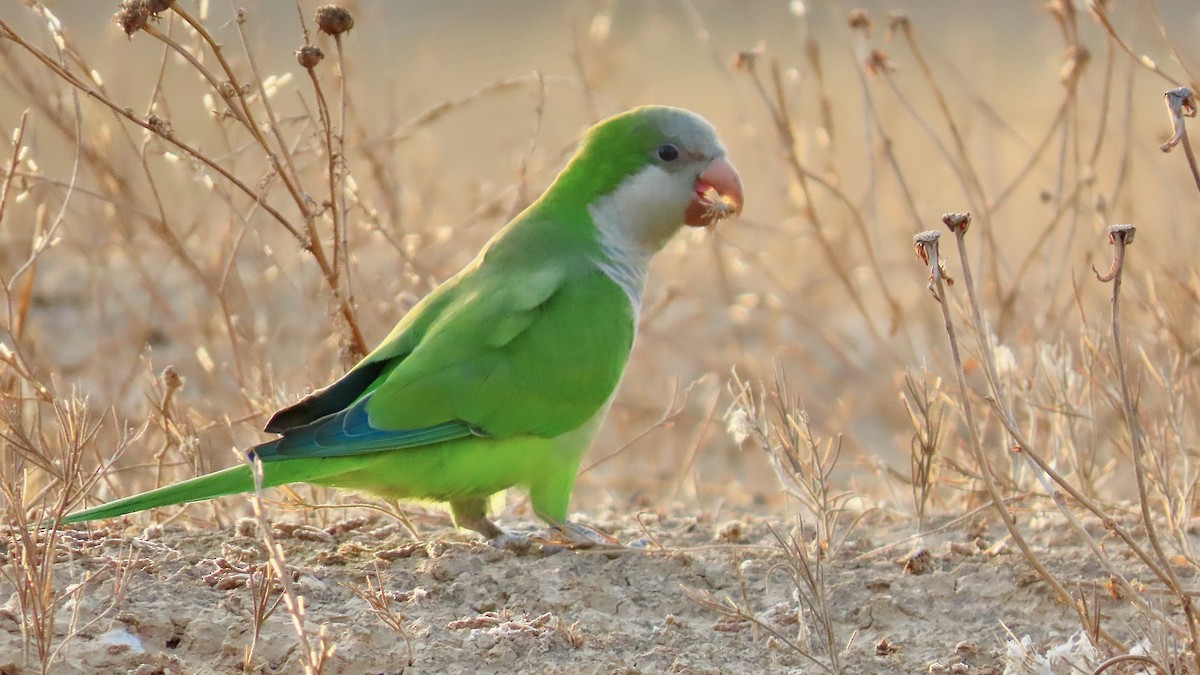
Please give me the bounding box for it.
[58,464,257,525]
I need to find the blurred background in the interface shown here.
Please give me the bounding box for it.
[1,1,1199,526]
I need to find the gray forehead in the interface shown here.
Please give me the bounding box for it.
[654,108,724,155]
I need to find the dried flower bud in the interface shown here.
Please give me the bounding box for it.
[913,230,940,264]
[1059,46,1090,86]
[1161,87,1196,153]
[865,50,894,75]
[1094,223,1136,282]
[847,9,872,32]
[1107,223,1135,246]
[731,44,764,74]
[731,52,755,73]
[941,212,971,235]
[146,114,173,137]
[115,0,150,36]
[315,5,355,36]
[115,0,173,37]
[1046,0,1075,24]
[296,45,325,69]
[161,365,183,391]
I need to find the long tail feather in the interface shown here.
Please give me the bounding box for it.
[58,464,256,525]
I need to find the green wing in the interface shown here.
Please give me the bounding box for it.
[256,238,634,461]
[365,263,634,437]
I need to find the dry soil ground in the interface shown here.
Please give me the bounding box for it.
[0,505,1150,674]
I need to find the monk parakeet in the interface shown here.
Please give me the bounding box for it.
[57,106,743,546]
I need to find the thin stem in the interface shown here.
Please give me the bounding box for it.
[334,34,351,297]
[0,110,30,231]
[913,231,1078,619]
[1098,224,1200,668]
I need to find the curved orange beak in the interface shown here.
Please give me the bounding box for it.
[684,156,744,227]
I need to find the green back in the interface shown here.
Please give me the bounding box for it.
[264,108,687,442]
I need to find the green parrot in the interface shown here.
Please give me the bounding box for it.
[57,106,743,546]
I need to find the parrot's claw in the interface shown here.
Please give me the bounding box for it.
[484,522,621,552]
[486,531,533,551]
[538,521,623,550]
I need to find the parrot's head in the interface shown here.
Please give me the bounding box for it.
[560,106,744,253]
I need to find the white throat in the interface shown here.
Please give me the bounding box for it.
[587,165,690,314]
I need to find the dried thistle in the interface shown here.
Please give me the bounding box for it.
[1160,87,1196,153]
[296,45,325,69]
[941,212,971,236]
[161,365,183,391]
[865,49,894,76]
[914,230,954,298]
[1059,46,1090,87]
[702,196,740,226]
[1092,223,1135,283]
[1159,87,1200,195]
[114,1,150,37]
[846,9,872,32]
[731,45,763,74]
[146,114,172,137]
[315,5,355,36]
[1045,0,1076,26]
[114,0,173,38]
[886,12,910,36]
[913,230,939,266]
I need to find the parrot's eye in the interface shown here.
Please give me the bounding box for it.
[656,143,679,162]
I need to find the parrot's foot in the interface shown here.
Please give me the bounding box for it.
[450,499,619,551]
[536,521,622,550]
[487,522,620,552]
[451,498,508,541]
[486,531,533,551]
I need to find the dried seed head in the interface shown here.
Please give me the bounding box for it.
[913,230,940,264]
[115,0,173,37]
[1161,87,1196,152]
[941,212,971,235]
[1094,223,1136,282]
[315,4,355,36]
[1107,223,1135,245]
[865,50,894,75]
[146,114,172,137]
[914,230,953,295]
[1046,0,1076,25]
[115,0,150,37]
[847,9,872,31]
[731,50,760,73]
[1059,46,1090,86]
[161,365,183,391]
[296,45,325,69]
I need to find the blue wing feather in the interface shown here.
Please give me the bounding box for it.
[251,396,480,461]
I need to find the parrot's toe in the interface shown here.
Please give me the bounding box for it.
[487,530,533,551]
[483,521,621,552]
[541,521,623,549]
